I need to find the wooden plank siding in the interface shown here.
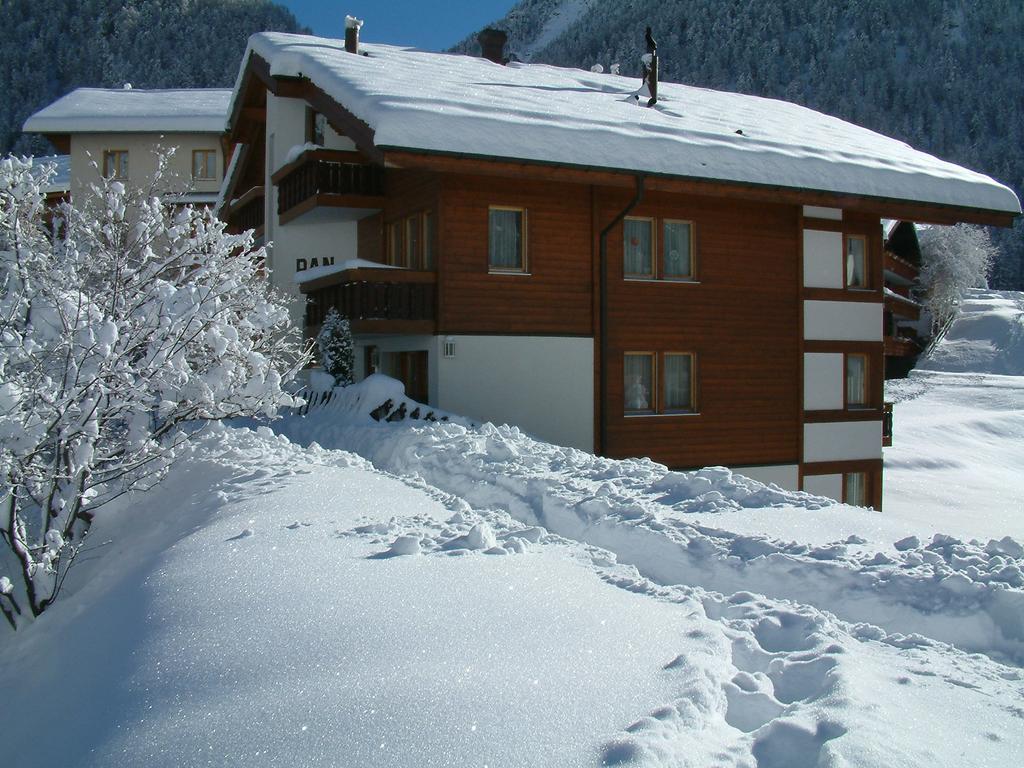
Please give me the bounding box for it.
[596,190,802,467]
[438,174,594,336]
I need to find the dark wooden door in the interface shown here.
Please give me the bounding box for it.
[398,351,428,403]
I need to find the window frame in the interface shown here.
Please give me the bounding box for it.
[623,351,698,416]
[102,150,129,180]
[191,149,217,181]
[661,219,696,281]
[844,352,870,409]
[623,216,656,279]
[404,214,421,269]
[844,233,869,289]
[487,205,528,274]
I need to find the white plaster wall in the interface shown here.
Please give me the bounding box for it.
[803,421,882,462]
[732,464,800,491]
[802,230,843,288]
[803,473,843,501]
[70,132,223,201]
[803,206,842,220]
[804,300,882,341]
[436,335,594,451]
[265,93,361,325]
[803,353,844,410]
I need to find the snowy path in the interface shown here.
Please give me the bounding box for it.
[276,403,1024,664]
[2,426,1022,766]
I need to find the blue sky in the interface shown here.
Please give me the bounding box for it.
[280,1,516,50]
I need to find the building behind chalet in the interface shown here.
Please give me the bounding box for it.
[23,87,231,206]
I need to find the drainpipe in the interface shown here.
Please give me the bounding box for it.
[598,175,645,456]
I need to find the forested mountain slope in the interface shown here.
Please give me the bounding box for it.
[457,0,1024,288]
[1,0,306,156]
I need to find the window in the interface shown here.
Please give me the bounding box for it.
[387,220,404,267]
[845,353,868,408]
[306,108,327,145]
[844,472,868,507]
[846,235,867,288]
[192,149,216,180]
[405,215,421,268]
[663,220,694,279]
[624,353,655,413]
[625,217,696,280]
[386,211,435,270]
[423,212,436,270]
[488,207,526,272]
[663,353,695,411]
[624,217,654,277]
[102,150,128,179]
[624,352,697,415]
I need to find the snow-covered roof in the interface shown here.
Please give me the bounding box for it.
[235,33,1020,215]
[24,88,231,134]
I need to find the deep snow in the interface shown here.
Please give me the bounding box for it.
[884,291,1024,541]
[2,424,1022,767]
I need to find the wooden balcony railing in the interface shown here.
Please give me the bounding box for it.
[303,268,436,333]
[882,402,894,447]
[273,149,385,224]
[225,186,265,234]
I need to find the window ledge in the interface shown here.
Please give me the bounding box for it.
[624,412,700,418]
[488,270,532,276]
[624,278,700,284]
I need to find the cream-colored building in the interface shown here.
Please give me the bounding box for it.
[23,87,231,206]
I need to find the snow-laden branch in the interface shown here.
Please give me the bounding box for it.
[0,154,311,625]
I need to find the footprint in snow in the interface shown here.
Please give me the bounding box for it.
[226,528,254,541]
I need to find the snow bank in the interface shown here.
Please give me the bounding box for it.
[23,88,231,134]
[3,423,1022,766]
[918,289,1024,375]
[275,381,1024,663]
[233,33,1019,214]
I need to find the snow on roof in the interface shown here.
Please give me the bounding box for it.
[23,88,231,134]
[236,33,1020,215]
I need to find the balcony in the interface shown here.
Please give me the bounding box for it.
[301,266,436,335]
[222,185,265,236]
[272,149,385,225]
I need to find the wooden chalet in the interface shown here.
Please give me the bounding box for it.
[219,27,1020,510]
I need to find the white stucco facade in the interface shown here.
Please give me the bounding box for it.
[802,473,843,500]
[802,229,844,288]
[69,132,223,201]
[264,92,365,324]
[803,352,844,410]
[803,300,882,341]
[803,421,882,463]
[732,464,800,491]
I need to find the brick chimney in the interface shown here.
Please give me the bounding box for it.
[478,28,508,64]
[345,15,363,54]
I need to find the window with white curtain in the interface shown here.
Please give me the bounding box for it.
[624,353,654,412]
[845,353,868,407]
[846,235,867,288]
[662,221,693,279]
[488,207,525,271]
[624,218,653,277]
[844,472,868,507]
[663,353,694,411]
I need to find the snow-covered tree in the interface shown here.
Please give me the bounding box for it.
[918,224,998,328]
[0,156,309,628]
[316,307,354,386]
